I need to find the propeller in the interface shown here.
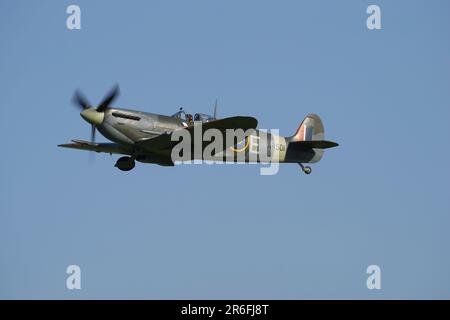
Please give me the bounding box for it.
[90,124,96,144]
[89,124,96,164]
[73,90,91,110]
[73,84,120,113]
[97,84,120,112]
[71,85,120,160]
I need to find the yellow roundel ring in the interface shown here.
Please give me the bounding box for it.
[230,137,250,152]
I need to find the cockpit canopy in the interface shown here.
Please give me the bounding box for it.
[171,109,189,120]
[194,113,215,123]
[171,108,215,124]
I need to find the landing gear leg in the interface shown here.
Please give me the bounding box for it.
[299,163,312,175]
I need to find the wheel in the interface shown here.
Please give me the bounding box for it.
[115,156,135,171]
[303,166,312,175]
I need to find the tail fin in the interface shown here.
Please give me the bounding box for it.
[286,114,338,164]
[288,114,324,142]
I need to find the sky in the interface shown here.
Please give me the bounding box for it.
[1,0,449,299]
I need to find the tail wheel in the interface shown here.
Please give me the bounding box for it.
[303,166,312,174]
[299,163,312,175]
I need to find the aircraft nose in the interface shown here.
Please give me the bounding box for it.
[80,108,105,126]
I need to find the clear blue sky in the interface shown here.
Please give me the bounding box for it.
[1,0,449,299]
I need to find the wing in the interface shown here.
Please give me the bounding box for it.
[135,116,258,154]
[58,139,133,155]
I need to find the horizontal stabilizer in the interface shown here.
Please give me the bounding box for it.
[288,140,339,150]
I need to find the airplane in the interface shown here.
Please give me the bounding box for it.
[58,85,338,174]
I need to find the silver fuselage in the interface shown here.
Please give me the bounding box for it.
[94,107,322,165]
[96,108,184,145]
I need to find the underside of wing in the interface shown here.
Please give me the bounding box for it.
[58,139,133,155]
[135,116,258,154]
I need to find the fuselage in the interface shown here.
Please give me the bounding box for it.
[92,107,321,165]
